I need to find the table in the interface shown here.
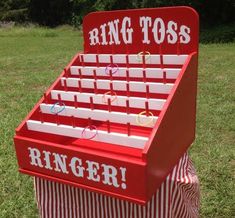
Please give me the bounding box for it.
[34,152,200,218]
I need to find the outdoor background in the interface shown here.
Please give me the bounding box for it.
[0,0,234,217]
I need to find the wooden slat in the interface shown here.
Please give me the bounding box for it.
[61,77,173,94]
[70,66,181,79]
[27,120,148,148]
[79,53,188,65]
[40,103,158,127]
[50,90,166,111]
[163,55,188,65]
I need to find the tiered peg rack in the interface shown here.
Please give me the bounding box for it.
[14,7,199,204]
[27,53,187,149]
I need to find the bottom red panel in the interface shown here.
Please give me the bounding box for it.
[14,136,148,204]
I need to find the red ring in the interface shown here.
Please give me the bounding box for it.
[81,125,98,140]
[105,64,119,75]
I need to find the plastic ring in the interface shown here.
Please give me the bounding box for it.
[136,51,151,62]
[50,102,66,114]
[136,111,154,127]
[102,91,117,103]
[81,125,98,140]
[105,64,119,75]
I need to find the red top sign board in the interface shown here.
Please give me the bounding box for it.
[83,7,199,54]
[14,7,199,204]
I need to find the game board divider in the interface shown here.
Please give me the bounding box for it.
[32,113,153,135]
[77,53,188,65]
[50,90,166,111]
[41,97,162,115]
[70,66,182,80]
[66,74,177,84]
[56,84,170,100]
[26,120,149,149]
[39,103,158,127]
[60,77,174,95]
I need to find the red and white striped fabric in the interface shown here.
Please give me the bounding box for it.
[34,153,200,218]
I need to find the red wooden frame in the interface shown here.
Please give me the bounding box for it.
[14,6,199,204]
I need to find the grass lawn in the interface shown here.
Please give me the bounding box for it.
[0,26,234,217]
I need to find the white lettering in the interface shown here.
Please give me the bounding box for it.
[28,147,43,168]
[101,164,119,188]
[140,16,152,44]
[88,17,191,46]
[108,19,120,45]
[120,17,133,44]
[28,147,128,189]
[69,157,85,177]
[166,21,178,44]
[89,28,99,45]
[179,25,191,44]
[43,150,52,170]
[100,23,108,45]
[53,153,69,174]
[152,18,165,44]
[86,160,100,182]
[120,167,127,189]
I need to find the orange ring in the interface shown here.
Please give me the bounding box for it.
[136,111,154,127]
[137,51,151,62]
[102,91,117,104]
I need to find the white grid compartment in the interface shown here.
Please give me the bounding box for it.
[79,54,188,65]
[27,120,148,149]
[61,78,174,94]
[50,90,166,111]
[26,53,187,149]
[70,66,181,79]
[40,103,158,127]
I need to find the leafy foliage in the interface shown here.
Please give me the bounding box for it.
[0,0,30,22]
[0,0,235,41]
[0,8,29,22]
[0,0,234,26]
[28,0,71,26]
[200,23,235,43]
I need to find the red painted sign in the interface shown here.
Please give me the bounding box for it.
[15,137,147,203]
[83,7,198,54]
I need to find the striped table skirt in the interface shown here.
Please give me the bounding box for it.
[34,153,200,218]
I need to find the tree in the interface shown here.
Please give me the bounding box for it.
[29,0,71,26]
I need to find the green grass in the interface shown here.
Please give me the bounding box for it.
[0,26,234,217]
